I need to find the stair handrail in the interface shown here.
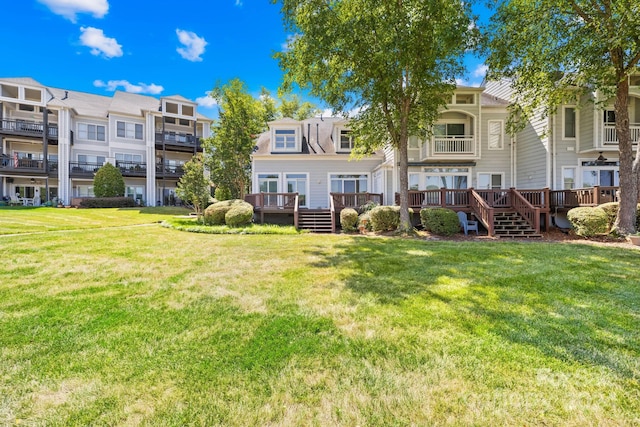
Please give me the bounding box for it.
[294,194,300,229]
[469,188,495,236]
[510,188,540,233]
[330,195,336,232]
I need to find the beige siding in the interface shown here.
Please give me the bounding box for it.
[474,111,512,188]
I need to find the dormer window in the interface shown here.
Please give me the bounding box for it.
[339,130,354,151]
[274,129,298,151]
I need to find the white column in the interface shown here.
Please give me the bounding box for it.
[145,112,156,205]
[57,109,72,204]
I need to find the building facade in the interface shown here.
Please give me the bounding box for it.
[0,77,212,206]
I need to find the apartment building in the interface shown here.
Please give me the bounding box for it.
[0,77,212,206]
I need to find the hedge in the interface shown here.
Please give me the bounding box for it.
[369,206,400,231]
[225,202,254,227]
[567,206,609,237]
[420,207,460,236]
[204,199,254,226]
[340,208,359,232]
[79,197,136,208]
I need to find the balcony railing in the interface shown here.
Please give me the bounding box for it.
[0,119,58,139]
[116,161,147,176]
[155,132,201,147]
[70,162,102,175]
[422,136,477,159]
[603,124,640,145]
[156,163,184,177]
[0,156,45,171]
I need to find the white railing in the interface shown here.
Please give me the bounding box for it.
[603,124,640,145]
[423,136,477,158]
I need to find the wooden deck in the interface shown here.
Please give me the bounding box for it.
[245,186,619,235]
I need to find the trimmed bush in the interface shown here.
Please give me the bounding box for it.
[567,206,609,237]
[225,202,254,227]
[340,208,359,232]
[93,163,125,197]
[369,206,400,232]
[214,186,232,201]
[420,207,460,236]
[79,197,135,208]
[204,199,253,226]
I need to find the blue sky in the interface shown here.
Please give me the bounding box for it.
[1,0,488,118]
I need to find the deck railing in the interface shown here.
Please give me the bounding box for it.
[510,188,540,233]
[70,162,102,174]
[330,192,383,210]
[0,119,58,138]
[155,132,201,147]
[550,186,618,208]
[603,124,640,145]
[116,161,147,176]
[245,192,299,223]
[469,189,494,235]
[399,189,470,208]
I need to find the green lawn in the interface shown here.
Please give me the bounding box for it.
[1,208,639,425]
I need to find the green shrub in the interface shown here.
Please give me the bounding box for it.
[214,186,232,201]
[369,206,400,232]
[567,206,609,237]
[79,197,135,208]
[358,212,372,233]
[340,208,359,232]
[93,163,125,197]
[225,202,254,227]
[420,207,460,236]
[204,199,253,226]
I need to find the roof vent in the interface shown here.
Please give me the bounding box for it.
[61,91,69,100]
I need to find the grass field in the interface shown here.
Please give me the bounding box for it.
[1,208,639,425]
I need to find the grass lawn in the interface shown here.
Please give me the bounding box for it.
[1,208,639,425]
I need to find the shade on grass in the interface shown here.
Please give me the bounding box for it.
[0,213,638,425]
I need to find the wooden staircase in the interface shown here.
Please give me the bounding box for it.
[493,211,542,238]
[297,209,333,233]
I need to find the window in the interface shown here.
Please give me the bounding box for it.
[455,93,475,104]
[424,167,469,190]
[409,173,420,190]
[126,186,144,204]
[286,173,308,207]
[330,174,368,193]
[117,121,143,140]
[78,123,106,141]
[166,102,179,114]
[562,167,576,189]
[564,107,576,138]
[478,173,503,189]
[78,155,106,166]
[18,104,35,112]
[434,123,465,137]
[258,174,279,193]
[339,130,354,151]
[76,185,95,197]
[488,120,503,150]
[181,105,194,116]
[164,117,176,124]
[115,153,143,163]
[604,110,616,125]
[274,129,297,151]
[179,118,190,126]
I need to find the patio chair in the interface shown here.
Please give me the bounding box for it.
[457,211,478,236]
[9,195,21,206]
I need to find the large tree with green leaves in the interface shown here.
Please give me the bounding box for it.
[274,0,475,232]
[485,0,640,235]
[176,154,211,221]
[203,79,318,199]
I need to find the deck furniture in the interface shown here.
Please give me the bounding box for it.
[457,211,478,235]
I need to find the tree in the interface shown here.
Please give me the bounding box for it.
[485,0,640,235]
[93,163,125,197]
[176,154,211,220]
[274,0,475,233]
[203,79,319,199]
[204,79,266,199]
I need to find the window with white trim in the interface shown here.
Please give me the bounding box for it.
[76,185,95,197]
[562,167,576,189]
[424,167,469,189]
[330,174,368,193]
[126,186,144,204]
[564,107,576,138]
[488,120,503,150]
[117,121,143,140]
[258,174,279,193]
[409,173,420,190]
[477,173,503,189]
[274,129,297,151]
[339,130,354,151]
[115,153,143,163]
[286,173,308,207]
[78,123,106,141]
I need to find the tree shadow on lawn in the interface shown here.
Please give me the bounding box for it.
[307,237,640,380]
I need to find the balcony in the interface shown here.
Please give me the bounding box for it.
[116,161,147,177]
[602,124,640,146]
[0,119,58,140]
[421,136,478,160]
[155,132,202,152]
[156,162,184,178]
[69,162,102,177]
[0,156,48,175]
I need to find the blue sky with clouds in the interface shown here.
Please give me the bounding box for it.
[1,0,488,117]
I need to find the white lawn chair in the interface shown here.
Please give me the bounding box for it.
[457,211,479,235]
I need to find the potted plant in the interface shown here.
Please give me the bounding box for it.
[628,233,640,246]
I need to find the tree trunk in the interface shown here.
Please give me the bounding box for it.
[613,78,639,234]
[397,132,412,233]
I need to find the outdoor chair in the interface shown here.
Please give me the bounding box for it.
[457,211,478,236]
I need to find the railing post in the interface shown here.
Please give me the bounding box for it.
[593,186,600,205]
[440,188,446,207]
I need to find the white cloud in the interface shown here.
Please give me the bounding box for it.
[473,64,488,78]
[94,80,164,95]
[79,27,122,58]
[39,0,109,22]
[235,0,243,6]
[176,29,207,62]
[196,93,218,108]
[455,78,466,86]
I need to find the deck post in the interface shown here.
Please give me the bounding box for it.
[593,186,600,205]
[440,188,446,208]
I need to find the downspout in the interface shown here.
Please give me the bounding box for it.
[549,116,554,189]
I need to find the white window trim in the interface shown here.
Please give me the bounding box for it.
[255,172,281,193]
[561,166,576,190]
[327,172,370,194]
[335,126,354,152]
[422,167,472,190]
[408,172,421,190]
[116,120,144,141]
[271,127,301,152]
[285,172,310,208]
[562,106,577,140]
[476,172,505,189]
[487,120,504,150]
[78,122,106,142]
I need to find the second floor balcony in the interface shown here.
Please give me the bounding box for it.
[603,124,640,146]
[156,162,184,178]
[155,132,202,151]
[69,161,103,177]
[116,161,147,177]
[421,135,478,160]
[0,118,58,140]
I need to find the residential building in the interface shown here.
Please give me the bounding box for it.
[0,77,212,207]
